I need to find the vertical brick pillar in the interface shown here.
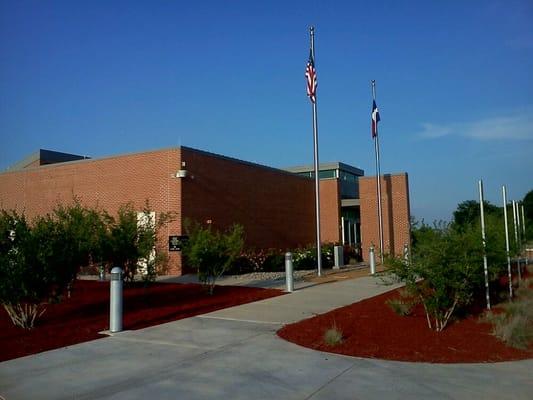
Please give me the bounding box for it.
[359,173,411,261]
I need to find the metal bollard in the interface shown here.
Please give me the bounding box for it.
[333,245,343,269]
[110,267,123,333]
[285,252,294,293]
[369,245,376,275]
[99,265,106,281]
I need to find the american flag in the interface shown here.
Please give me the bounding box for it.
[305,50,317,103]
[371,100,380,138]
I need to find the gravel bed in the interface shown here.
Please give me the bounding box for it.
[223,270,315,282]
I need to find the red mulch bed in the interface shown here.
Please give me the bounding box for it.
[278,284,533,364]
[0,280,282,362]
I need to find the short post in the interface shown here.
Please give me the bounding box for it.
[369,244,376,275]
[99,265,106,281]
[285,252,294,293]
[110,267,123,333]
[333,245,343,269]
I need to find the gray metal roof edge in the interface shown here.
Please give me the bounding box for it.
[359,172,408,179]
[1,145,313,181]
[0,146,182,175]
[284,162,364,176]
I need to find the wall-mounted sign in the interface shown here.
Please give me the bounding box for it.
[169,235,188,251]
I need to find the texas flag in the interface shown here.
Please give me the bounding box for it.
[371,100,380,138]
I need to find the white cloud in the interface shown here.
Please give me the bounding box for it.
[417,108,533,141]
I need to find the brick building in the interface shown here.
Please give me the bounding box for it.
[0,146,411,274]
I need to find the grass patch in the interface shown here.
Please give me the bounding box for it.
[385,289,418,316]
[483,277,533,350]
[323,323,343,346]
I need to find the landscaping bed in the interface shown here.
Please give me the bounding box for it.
[0,280,283,362]
[277,284,533,363]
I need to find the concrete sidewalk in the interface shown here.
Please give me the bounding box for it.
[1,275,532,399]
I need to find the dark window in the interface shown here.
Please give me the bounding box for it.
[340,171,359,199]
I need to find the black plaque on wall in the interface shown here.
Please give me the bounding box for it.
[169,235,188,251]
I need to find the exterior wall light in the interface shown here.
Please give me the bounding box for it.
[176,161,188,178]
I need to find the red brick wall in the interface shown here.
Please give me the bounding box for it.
[0,149,184,274]
[319,179,341,244]
[180,147,316,251]
[0,146,347,275]
[359,173,411,260]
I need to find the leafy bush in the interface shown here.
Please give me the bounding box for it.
[292,244,335,270]
[226,255,255,275]
[227,244,338,275]
[262,252,285,272]
[53,201,107,270]
[183,221,244,294]
[0,210,85,328]
[103,203,174,282]
[292,246,317,270]
[386,217,506,331]
[0,201,174,328]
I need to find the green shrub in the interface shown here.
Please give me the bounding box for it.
[226,255,255,275]
[292,244,335,270]
[386,299,414,316]
[0,210,84,328]
[386,217,506,332]
[183,221,244,294]
[292,246,316,270]
[262,252,285,272]
[103,202,174,282]
[324,323,343,346]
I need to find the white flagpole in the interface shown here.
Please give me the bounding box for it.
[502,186,513,299]
[512,200,519,245]
[512,200,521,281]
[521,203,528,265]
[520,203,526,236]
[372,80,384,264]
[479,180,490,310]
[309,26,322,277]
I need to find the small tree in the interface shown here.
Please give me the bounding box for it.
[183,221,244,294]
[386,217,506,331]
[103,202,174,282]
[0,210,83,328]
[521,189,533,241]
[53,201,107,293]
[453,200,500,229]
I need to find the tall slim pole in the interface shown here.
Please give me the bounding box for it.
[502,186,513,299]
[512,200,519,245]
[372,80,384,264]
[521,203,528,265]
[512,200,522,281]
[479,180,490,310]
[310,26,322,276]
[520,203,526,236]
[515,201,522,276]
[516,201,522,244]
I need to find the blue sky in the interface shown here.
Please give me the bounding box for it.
[1,0,531,221]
